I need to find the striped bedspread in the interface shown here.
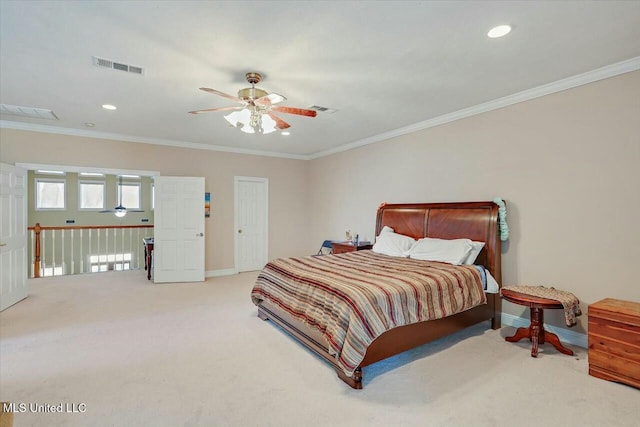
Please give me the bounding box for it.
[251,250,487,376]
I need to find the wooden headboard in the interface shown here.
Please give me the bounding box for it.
[375,201,502,285]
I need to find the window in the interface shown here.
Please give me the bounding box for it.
[118,182,141,209]
[41,264,64,277]
[35,179,66,210]
[79,181,105,210]
[88,253,132,272]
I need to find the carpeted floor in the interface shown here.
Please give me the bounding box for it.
[0,271,638,427]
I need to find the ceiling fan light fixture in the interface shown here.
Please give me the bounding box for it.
[261,114,277,134]
[224,108,277,135]
[114,208,127,218]
[240,123,256,134]
[225,109,252,132]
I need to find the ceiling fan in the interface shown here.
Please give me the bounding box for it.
[100,176,143,218]
[189,72,317,134]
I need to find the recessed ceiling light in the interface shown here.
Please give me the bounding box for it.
[102,104,117,110]
[487,25,511,38]
[281,131,290,136]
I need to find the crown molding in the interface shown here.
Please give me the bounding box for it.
[309,56,640,159]
[0,120,310,160]
[15,162,160,177]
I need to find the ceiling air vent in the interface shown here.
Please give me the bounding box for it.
[92,56,144,75]
[0,104,59,120]
[309,105,337,114]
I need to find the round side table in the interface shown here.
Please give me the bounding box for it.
[501,288,574,357]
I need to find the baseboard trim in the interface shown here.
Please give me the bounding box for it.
[501,312,588,349]
[205,268,236,278]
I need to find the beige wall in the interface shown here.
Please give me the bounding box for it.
[308,70,640,333]
[0,130,311,272]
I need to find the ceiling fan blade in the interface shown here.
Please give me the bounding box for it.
[100,209,116,213]
[255,93,287,107]
[199,87,246,104]
[267,112,291,130]
[272,106,317,117]
[189,106,243,114]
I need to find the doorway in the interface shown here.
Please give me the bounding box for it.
[234,177,268,272]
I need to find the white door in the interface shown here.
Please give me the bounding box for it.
[234,177,268,272]
[1,163,28,311]
[154,176,205,283]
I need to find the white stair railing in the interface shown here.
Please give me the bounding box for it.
[27,223,154,278]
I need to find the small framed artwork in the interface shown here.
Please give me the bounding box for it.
[205,192,211,218]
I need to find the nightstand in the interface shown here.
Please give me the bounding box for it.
[331,241,373,254]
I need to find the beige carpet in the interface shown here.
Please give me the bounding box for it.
[0,271,638,427]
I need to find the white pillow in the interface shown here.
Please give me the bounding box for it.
[379,225,394,234]
[463,241,485,265]
[372,231,415,257]
[405,237,473,265]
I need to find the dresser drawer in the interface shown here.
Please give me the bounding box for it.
[588,316,640,347]
[588,332,640,365]
[589,350,640,381]
[589,298,640,327]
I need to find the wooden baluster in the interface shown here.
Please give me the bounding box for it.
[34,223,41,278]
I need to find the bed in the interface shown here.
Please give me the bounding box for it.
[251,201,502,389]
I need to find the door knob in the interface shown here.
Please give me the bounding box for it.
[196,232,203,237]
[238,229,242,234]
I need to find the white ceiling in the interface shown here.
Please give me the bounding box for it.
[1,1,639,159]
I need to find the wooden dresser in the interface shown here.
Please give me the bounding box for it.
[588,298,640,388]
